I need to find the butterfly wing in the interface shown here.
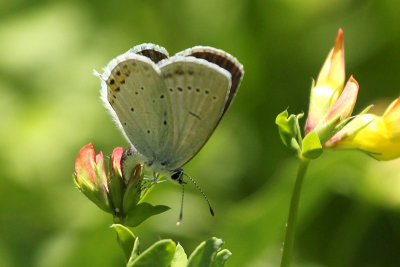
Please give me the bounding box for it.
[158,56,232,170]
[99,46,173,162]
[99,44,244,172]
[176,46,244,115]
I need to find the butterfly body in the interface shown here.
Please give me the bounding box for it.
[98,44,243,179]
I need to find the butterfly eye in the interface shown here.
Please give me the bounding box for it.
[171,169,184,181]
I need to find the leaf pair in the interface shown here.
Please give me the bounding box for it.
[276,110,322,159]
[112,224,231,267]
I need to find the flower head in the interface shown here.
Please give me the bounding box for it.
[326,97,400,160]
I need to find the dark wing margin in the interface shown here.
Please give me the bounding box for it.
[176,46,244,114]
[130,43,169,63]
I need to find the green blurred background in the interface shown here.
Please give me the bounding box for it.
[1,0,400,266]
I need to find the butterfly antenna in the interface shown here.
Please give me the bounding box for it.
[183,173,215,217]
[176,183,185,226]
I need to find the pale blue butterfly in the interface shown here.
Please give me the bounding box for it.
[97,44,243,222]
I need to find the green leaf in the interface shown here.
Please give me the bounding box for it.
[128,239,176,267]
[110,224,136,261]
[187,237,224,267]
[211,249,232,267]
[275,110,303,151]
[171,243,188,267]
[302,132,323,159]
[123,202,170,227]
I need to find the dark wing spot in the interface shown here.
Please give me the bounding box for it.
[196,88,200,92]
[123,65,128,69]
[135,92,139,95]
[189,111,201,120]
[130,107,134,112]
[147,130,151,134]
[169,88,173,92]
[188,70,194,75]
[116,70,121,76]
[205,90,210,94]
[177,87,183,92]
[120,79,125,84]
[110,79,115,85]
[141,87,144,90]
[115,87,120,91]
[123,122,127,125]
[160,94,164,99]
[175,70,184,75]
[163,120,167,125]
[187,86,192,90]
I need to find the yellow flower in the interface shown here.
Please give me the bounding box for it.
[305,29,345,134]
[327,97,400,160]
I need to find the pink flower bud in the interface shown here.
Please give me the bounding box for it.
[73,143,111,212]
[111,147,124,178]
[325,76,359,122]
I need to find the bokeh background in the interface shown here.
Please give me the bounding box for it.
[1,0,400,266]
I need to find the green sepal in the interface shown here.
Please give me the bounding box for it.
[108,164,125,214]
[313,114,341,144]
[187,237,224,267]
[123,202,170,227]
[127,239,176,267]
[171,243,188,267]
[110,224,136,261]
[338,104,375,137]
[302,131,323,159]
[275,110,303,151]
[123,165,144,214]
[73,174,112,213]
[211,249,232,267]
[127,237,140,265]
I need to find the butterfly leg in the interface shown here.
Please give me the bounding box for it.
[140,172,167,191]
[153,172,160,183]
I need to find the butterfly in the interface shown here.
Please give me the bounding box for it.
[97,44,243,220]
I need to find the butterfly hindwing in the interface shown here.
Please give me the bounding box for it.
[158,56,231,169]
[131,43,169,63]
[177,46,244,115]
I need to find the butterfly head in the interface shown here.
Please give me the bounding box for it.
[170,168,185,184]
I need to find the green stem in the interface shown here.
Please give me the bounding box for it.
[280,158,310,267]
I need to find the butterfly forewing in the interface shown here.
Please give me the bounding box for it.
[158,56,231,169]
[101,53,173,161]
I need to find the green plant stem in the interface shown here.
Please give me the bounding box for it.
[280,157,310,267]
